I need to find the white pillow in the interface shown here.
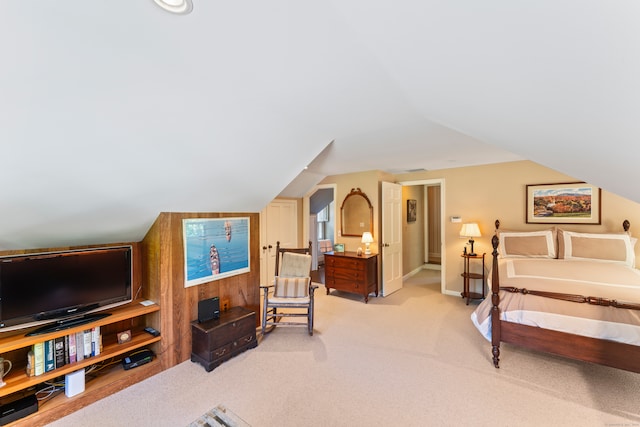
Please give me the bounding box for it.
[559,230,635,267]
[498,229,557,259]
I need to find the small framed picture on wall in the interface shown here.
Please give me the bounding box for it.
[407,199,417,223]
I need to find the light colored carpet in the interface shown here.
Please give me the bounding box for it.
[47,269,640,426]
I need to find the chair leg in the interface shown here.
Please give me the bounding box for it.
[261,290,268,336]
[308,300,314,336]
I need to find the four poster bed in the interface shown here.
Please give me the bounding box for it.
[471,220,640,373]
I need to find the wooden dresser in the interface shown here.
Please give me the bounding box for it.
[190,306,257,372]
[324,251,378,303]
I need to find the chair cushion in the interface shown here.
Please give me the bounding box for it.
[279,252,312,277]
[274,276,310,298]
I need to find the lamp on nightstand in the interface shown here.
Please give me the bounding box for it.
[361,232,374,255]
[460,223,481,256]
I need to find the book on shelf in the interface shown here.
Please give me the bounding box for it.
[83,329,92,359]
[44,339,55,372]
[33,342,44,376]
[76,331,85,362]
[54,336,66,369]
[68,333,77,363]
[64,334,70,365]
[92,326,101,356]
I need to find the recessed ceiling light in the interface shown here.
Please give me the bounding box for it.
[153,0,193,14]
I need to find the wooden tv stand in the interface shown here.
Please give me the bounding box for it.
[0,300,160,427]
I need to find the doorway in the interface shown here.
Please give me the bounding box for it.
[305,184,336,277]
[399,178,445,294]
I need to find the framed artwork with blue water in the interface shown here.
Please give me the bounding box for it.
[183,217,251,288]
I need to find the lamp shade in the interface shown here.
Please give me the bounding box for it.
[361,232,374,243]
[460,223,481,238]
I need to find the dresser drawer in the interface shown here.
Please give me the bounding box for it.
[327,257,365,271]
[209,316,255,348]
[211,342,233,360]
[331,267,364,282]
[326,277,359,292]
[324,252,378,303]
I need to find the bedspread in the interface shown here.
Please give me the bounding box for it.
[471,258,640,345]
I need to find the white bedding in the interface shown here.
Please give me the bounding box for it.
[471,258,640,345]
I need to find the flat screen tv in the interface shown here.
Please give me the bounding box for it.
[0,245,133,335]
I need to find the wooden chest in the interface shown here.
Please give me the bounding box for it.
[191,306,257,372]
[324,252,378,303]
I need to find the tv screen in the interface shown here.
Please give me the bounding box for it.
[0,245,132,333]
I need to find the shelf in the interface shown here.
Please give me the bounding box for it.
[461,253,486,305]
[0,328,160,398]
[0,299,161,426]
[0,300,159,353]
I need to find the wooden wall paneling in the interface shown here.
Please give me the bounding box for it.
[142,211,261,369]
[141,212,171,369]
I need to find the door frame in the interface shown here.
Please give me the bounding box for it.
[303,183,338,267]
[397,178,446,295]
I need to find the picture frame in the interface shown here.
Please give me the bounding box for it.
[334,243,345,253]
[526,182,601,224]
[183,217,251,288]
[117,330,132,344]
[407,199,417,223]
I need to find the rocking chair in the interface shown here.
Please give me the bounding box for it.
[260,241,317,336]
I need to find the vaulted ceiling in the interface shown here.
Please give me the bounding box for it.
[1,1,638,250]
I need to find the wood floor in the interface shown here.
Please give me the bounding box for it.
[311,266,325,284]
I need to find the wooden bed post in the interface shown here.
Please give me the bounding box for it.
[491,219,501,368]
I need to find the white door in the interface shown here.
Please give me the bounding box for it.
[381,181,403,296]
[259,199,298,286]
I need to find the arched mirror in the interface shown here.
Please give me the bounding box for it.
[340,188,373,237]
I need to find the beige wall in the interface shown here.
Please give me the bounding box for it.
[402,185,426,273]
[395,160,640,295]
[306,160,640,297]
[319,170,391,253]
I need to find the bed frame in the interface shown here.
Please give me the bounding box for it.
[490,219,640,373]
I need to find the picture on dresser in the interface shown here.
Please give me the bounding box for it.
[183,217,250,287]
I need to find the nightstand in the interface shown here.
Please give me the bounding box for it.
[461,253,486,305]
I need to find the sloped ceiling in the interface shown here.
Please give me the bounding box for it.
[1,1,638,250]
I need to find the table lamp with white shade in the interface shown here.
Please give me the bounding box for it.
[459,223,481,256]
[361,232,374,255]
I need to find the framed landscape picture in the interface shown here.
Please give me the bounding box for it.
[182,217,250,287]
[526,182,601,224]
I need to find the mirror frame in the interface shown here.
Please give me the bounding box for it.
[340,188,373,237]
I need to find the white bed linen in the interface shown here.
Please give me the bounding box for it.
[471,258,640,346]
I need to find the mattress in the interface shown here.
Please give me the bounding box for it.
[471,258,640,345]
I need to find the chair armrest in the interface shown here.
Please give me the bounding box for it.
[309,283,319,295]
[260,284,275,290]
